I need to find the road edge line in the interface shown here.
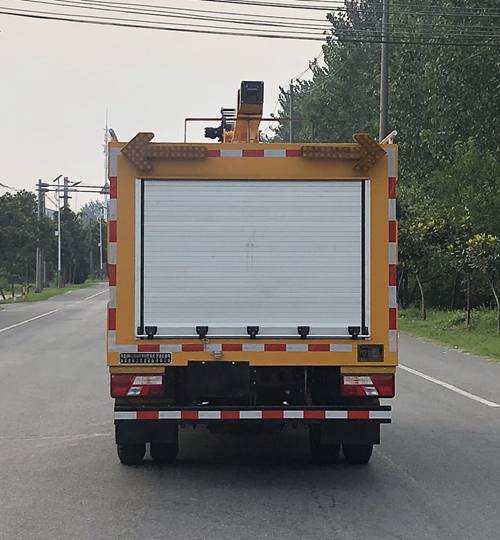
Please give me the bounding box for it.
[0,309,60,334]
[400,364,500,408]
[83,290,107,301]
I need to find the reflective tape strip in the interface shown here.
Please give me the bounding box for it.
[308,344,330,352]
[389,243,398,264]
[389,264,397,286]
[114,409,391,421]
[388,286,397,309]
[137,411,159,420]
[264,149,286,157]
[389,308,397,330]
[286,344,308,352]
[239,410,262,419]
[108,220,117,242]
[160,344,182,353]
[242,343,265,352]
[369,410,392,420]
[108,264,116,286]
[386,148,396,177]
[182,344,204,352]
[283,410,304,419]
[115,411,137,420]
[348,410,369,420]
[137,344,160,353]
[389,220,397,243]
[108,242,117,265]
[198,410,221,420]
[242,149,264,157]
[220,149,243,158]
[108,148,121,177]
[222,344,243,352]
[109,177,117,199]
[325,410,348,419]
[109,286,116,308]
[388,198,396,220]
[389,330,398,353]
[158,410,182,420]
[108,198,117,220]
[107,341,357,354]
[108,307,116,331]
[330,344,353,352]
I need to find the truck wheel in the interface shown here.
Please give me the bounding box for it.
[343,444,373,465]
[309,426,340,464]
[150,442,178,464]
[117,443,146,465]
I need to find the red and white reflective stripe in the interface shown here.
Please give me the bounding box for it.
[107,335,353,354]
[386,147,398,353]
[114,409,391,421]
[107,145,119,325]
[207,148,301,158]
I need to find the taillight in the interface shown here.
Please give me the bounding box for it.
[111,374,164,398]
[341,374,395,398]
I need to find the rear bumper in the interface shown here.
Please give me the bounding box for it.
[114,405,391,445]
[114,405,391,423]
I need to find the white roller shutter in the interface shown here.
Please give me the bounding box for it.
[135,179,369,338]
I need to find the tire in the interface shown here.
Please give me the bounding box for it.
[343,443,373,465]
[117,443,146,465]
[309,426,340,464]
[150,442,178,464]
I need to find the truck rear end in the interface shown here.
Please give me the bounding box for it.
[107,83,398,465]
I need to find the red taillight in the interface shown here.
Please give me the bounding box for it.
[111,374,164,398]
[341,374,395,398]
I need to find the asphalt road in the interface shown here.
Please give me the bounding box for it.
[1,285,499,540]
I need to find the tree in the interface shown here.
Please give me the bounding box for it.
[467,234,500,331]
[58,208,89,285]
[79,201,107,278]
[399,205,448,320]
[270,0,500,313]
[0,191,38,294]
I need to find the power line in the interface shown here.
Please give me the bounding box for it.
[1,6,328,36]
[20,0,332,31]
[5,4,499,39]
[194,0,500,17]
[0,181,21,192]
[13,0,500,24]
[12,0,499,37]
[1,5,499,45]
[44,0,500,22]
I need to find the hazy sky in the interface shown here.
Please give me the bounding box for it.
[0,6,323,210]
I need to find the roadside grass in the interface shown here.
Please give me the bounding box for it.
[399,307,500,361]
[0,279,106,305]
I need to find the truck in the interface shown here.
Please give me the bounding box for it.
[107,81,398,466]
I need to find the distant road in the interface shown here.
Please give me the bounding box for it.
[1,285,499,540]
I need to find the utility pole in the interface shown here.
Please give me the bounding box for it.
[289,79,294,143]
[98,204,104,274]
[53,175,63,288]
[62,176,70,209]
[35,179,46,293]
[379,0,389,141]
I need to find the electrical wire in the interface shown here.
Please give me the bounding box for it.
[195,0,500,18]
[1,2,499,45]
[8,0,500,40]
[19,0,331,31]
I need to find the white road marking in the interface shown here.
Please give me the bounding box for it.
[0,309,60,334]
[83,290,107,301]
[400,364,500,408]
